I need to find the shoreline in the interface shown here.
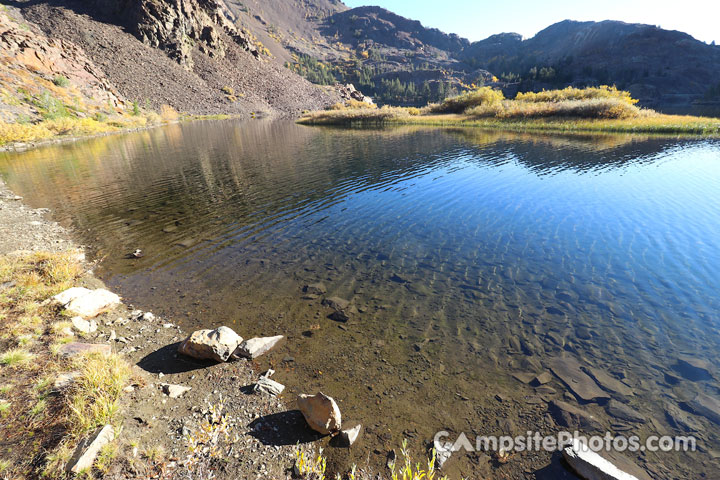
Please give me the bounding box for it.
[0,176,322,478]
[0,114,241,153]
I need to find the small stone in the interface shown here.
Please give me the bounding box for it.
[235,335,284,359]
[254,377,285,396]
[71,316,97,334]
[59,342,111,358]
[297,392,342,434]
[54,372,80,391]
[161,383,191,398]
[66,425,114,473]
[337,424,362,447]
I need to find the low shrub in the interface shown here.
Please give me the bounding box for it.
[515,85,638,105]
[467,97,642,119]
[426,86,505,114]
[52,75,70,88]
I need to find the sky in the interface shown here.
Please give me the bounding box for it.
[343,0,719,45]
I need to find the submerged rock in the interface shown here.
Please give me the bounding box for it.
[549,356,610,402]
[549,400,604,432]
[178,326,242,362]
[605,400,645,423]
[665,403,701,432]
[322,296,350,311]
[585,367,634,398]
[235,335,284,359]
[682,392,720,424]
[303,282,327,295]
[675,355,715,381]
[297,392,342,434]
[66,425,114,473]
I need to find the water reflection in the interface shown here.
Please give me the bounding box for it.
[1,120,719,479]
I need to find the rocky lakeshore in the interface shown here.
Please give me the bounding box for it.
[0,178,352,479]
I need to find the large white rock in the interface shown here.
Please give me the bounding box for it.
[66,425,115,473]
[65,289,121,318]
[235,335,284,359]
[178,326,242,362]
[563,439,641,480]
[52,287,91,307]
[297,392,342,435]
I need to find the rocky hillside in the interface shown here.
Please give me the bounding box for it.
[459,20,720,108]
[232,1,720,109]
[6,0,339,118]
[0,6,126,123]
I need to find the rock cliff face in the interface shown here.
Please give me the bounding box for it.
[88,0,258,68]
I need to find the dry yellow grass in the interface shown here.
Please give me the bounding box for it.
[0,252,131,478]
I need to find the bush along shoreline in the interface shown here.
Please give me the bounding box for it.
[297,86,720,135]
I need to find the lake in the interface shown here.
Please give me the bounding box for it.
[1,120,719,479]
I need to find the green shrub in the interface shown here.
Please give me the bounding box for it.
[36,91,70,120]
[52,75,70,88]
[132,101,140,116]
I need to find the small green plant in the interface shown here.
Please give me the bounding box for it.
[0,348,34,367]
[53,75,70,87]
[0,459,11,474]
[93,111,108,122]
[388,440,449,480]
[132,101,140,116]
[293,446,327,479]
[36,91,70,120]
[0,400,10,416]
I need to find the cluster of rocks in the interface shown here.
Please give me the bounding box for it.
[177,323,362,449]
[335,83,374,105]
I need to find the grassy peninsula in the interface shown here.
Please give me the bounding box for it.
[298,86,720,135]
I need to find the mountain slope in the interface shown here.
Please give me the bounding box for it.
[12,0,339,117]
[459,20,720,107]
